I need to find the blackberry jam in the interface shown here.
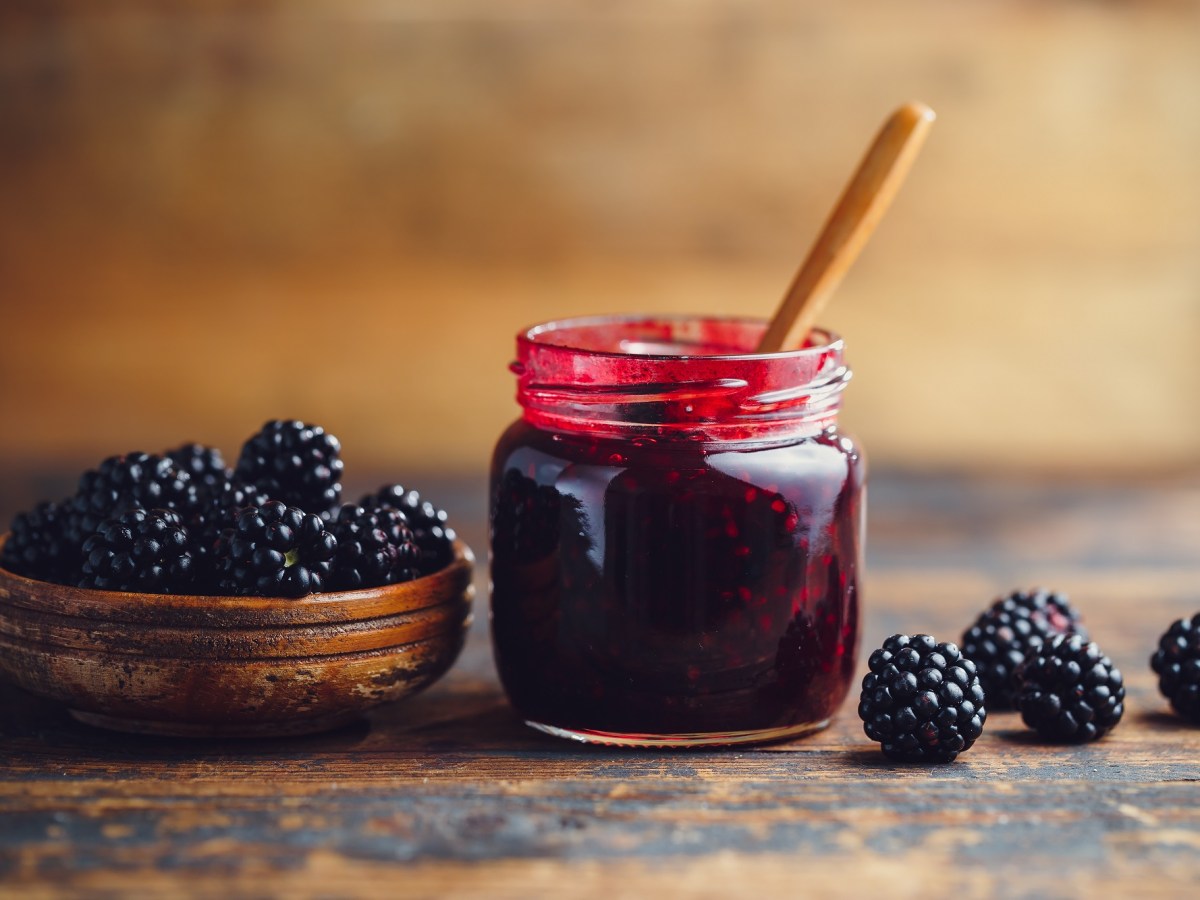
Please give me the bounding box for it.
[489,315,864,746]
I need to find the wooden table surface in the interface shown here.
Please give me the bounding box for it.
[2,472,1199,898]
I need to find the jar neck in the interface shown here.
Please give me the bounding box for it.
[512,315,851,442]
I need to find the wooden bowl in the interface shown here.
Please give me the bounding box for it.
[0,538,474,737]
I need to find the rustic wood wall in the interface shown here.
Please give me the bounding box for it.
[1,0,1198,475]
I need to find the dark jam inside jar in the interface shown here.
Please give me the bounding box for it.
[489,316,864,746]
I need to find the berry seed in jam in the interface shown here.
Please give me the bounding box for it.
[489,315,864,747]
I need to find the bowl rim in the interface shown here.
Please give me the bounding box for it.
[0,536,475,625]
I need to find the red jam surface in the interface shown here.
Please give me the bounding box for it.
[489,316,863,742]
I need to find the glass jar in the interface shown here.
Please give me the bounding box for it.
[489,315,864,747]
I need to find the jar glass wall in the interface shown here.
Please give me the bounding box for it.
[489,316,864,747]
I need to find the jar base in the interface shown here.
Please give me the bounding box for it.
[524,718,831,748]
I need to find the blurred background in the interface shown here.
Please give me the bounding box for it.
[2,0,1199,493]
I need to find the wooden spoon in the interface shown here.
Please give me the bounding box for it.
[756,102,936,353]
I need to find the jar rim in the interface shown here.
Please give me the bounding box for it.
[512,314,850,441]
[520,314,843,362]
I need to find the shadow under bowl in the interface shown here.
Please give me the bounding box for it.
[0,538,475,737]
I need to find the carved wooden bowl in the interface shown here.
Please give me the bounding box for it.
[0,537,474,737]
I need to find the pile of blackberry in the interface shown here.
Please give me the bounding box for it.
[859,587,1132,762]
[1,420,456,598]
[957,594,1200,732]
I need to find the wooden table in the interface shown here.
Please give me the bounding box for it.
[2,473,1199,897]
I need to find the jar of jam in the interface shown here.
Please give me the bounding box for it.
[489,315,863,746]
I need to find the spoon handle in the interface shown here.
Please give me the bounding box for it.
[756,102,936,354]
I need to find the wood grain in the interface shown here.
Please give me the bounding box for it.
[1,473,1199,897]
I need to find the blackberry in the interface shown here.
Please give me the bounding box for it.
[214,501,337,597]
[330,504,419,590]
[65,452,199,547]
[79,508,194,593]
[858,633,986,763]
[1150,614,1200,723]
[235,420,344,516]
[186,477,270,580]
[960,588,1086,709]
[167,442,228,490]
[360,484,455,575]
[1015,634,1125,742]
[1,500,75,583]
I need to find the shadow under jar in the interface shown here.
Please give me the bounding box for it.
[489,315,864,747]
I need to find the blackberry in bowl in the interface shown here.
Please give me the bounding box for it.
[359,484,456,576]
[213,501,339,597]
[78,507,195,593]
[235,419,345,517]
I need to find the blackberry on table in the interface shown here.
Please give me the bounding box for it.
[360,484,456,575]
[234,420,344,516]
[858,633,987,763]
[1,500,75,583]
[1150,614,1200,723]
[1015,634,1125,742]
[330,504,420,591]
[214,501,337,597]
[79,508,195,593]
[960,588,1086,709]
